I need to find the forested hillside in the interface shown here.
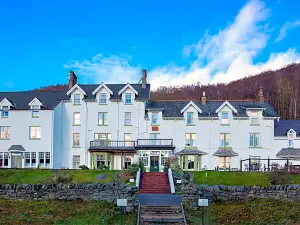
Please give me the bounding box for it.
[35,63,300,120]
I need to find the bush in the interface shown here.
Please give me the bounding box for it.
[79,165,89,170]
[269,171,297,185]
[51,170,73,184]
[113,170,135,183]
[138,158,145,172]
[98,164,109,170]
[170,159,183,177]
[128,164,139,175]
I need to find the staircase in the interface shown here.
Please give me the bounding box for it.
[139,172,171,194]
[139,205,186,225]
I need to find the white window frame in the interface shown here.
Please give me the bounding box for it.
[220,133,231,147]
[0,152,9,167]
[125,93,132,104]
[0,126,10,139]
[250,111,259,125]
[72,155,80,169]
[187,112,194,125]
[98,112,108,126]
[188,155,195,170]
[25,153,37,167]
[185,133,196,146]
[149,133,161,145]
[74,94,81,105]
[249,133,260,147]
[1,106,9,117]
[73,112,80,125]
[124,133,132,146]
[31,105,40,118]
[29,126,41,139]
[219,157,231,169]
[99,93,107,104]
[151,113,158,125]
[73,133,80,147]
[221,112,229,124]
[125,112,131,125]
[288,131,294,147]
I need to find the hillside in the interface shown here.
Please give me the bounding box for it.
[35,63,300,120]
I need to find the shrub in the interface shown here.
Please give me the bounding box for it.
[79,165,89,170]
[98,164,109,170]
[128,164,139,175]
[113,170,135,183]
[138,158,145,172]
[269,171,296,185]
[51,170,73,184]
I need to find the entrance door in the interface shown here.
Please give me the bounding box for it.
[150,156,159,172]
[11,155,22,168]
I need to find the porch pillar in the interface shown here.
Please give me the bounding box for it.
[121,152,124,169]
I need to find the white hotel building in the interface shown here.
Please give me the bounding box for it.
[0,70,299,171]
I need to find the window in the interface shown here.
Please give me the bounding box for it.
[125,112,131,125]
[45,152,50,167]
[288,131,294,147]
[73,112,80,125]
[220,133,231,147]
[29,126,41,139]
[1,106,9,117]
[73,133,80,147]
[125,93,132,104]
[182,157,186,169]
[74,94,81,105]
[0,152,9,167]
[161,151,169,167]
[96,155,105,168]
[124,133,132,146]
[151,113,158,125]
[185,133,196,146]
[0,126,10,139]
[99,93,107,104]
[39,152,44,166]
[150,133,161,145]
[124,157,131,169]
[31,105,40,117]
[250,111,259,125]
[221,112,229,124]
[141,152,149,167]
[219,157,231,169]
[25,153,30,167]
[72,155,80,169]
[31,152,36,167]
[98,112,108,125]
[25,152,37,167]
[94,133,111,146]
[107,154,111,169]
[187,112,194,125]
[188,156,194,169]
[249,133,260,147]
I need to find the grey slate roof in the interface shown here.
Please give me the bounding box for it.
[276,148,300,158]
[0,83,150,110]
[274,120,300,137]
[176,147,207,155]
[8,145,26,152]
[213,147,238,157]
[146,100,278,118]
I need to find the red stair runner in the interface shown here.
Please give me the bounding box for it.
[139,172,171,194]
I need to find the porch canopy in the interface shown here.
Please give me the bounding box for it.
[8,145,26,153]
[176,146,207,156]
[276,148,300,159]
[213,147,238,157]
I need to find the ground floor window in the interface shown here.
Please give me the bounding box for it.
[25,152,37,167]
[38,152,50,167]
[160,151,169,166]
[72,155,80,169]
[219,157,231,168]
[96,154,106,168]
[188,155,195,169]
[0,152,8,167]
[140,152,149,167]
[124,157,131,169]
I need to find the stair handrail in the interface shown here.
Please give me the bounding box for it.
[168,168,175,194]
[136,168,141,188]
[180,203,188,225]
[136,200,141,225]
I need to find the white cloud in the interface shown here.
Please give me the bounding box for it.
[65,0,300,90]
[275,20,300,42]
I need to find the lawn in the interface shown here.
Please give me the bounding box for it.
[191,171,300,186]
[0,169,116,184]
[0,199,135,225]
[186,199,300,225]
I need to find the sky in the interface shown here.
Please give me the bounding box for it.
[0,0,300,91]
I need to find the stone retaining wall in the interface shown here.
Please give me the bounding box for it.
[0,183,138,212]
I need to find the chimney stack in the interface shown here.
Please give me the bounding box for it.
[258,86,264,103]
[68,70,77,89]
[142,69,147,89]
[201,91,207,105]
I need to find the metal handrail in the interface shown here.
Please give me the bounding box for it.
[136,168,141,188]
[181,203,187,225]
[90,140,135,147]
[136,200,141,225]
[168,168,175,194]
[136,139,174,146]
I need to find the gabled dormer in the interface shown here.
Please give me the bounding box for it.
[28,97,44,118]
[0,98,15,118]
[287,129,296,147]
[66,84,87,105]
[118,83,138,104]
[215,101,237,125]
[243,107,266,125]
[92,83,113,104]
[180,101,202,125]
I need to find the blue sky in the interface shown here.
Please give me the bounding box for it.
[0,0,300,91]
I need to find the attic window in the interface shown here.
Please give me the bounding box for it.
[31,105,40,118]
[250,111,259,125]
[1,106,9,117]
[288,131,295,147]
[125,93,132,104]
[221,112,229,124]
[74,94,81,105]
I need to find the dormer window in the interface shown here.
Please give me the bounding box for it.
[74,94,81,105]
[221,112,229,124]
[151,112,158,125]
[125,93,132,104]
[99,93,107,104]
[1,106,9,117]
[250,111,259,125]
[288,130,295,147]
[187,112,194,125]
[31,105,40,118]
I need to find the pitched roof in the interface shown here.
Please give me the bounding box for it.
[176,147,207,155]
[146,100,277,118]
[8,145,26,152]
[213,147,238,157]
[274,120,300,136]
[276,148,300,158]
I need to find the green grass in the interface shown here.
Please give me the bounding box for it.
[0,169,116,184]
[186,199,300,225]
[0,199,136,225]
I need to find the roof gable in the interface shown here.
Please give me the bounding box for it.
[180,101,202,114]
[67,84,87,96]
[28,97,44,107]
[215,101,238,114]
[92,82,113,95]
[118,83,138,96]
[0,98,14,107]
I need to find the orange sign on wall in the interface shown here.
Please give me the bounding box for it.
[152,126,159,131]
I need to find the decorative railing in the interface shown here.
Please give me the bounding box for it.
[136,200,141,225]
[168,168,175,194]
[89,140,135,148]
[136,168,141,188]
[136,139,174,146]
